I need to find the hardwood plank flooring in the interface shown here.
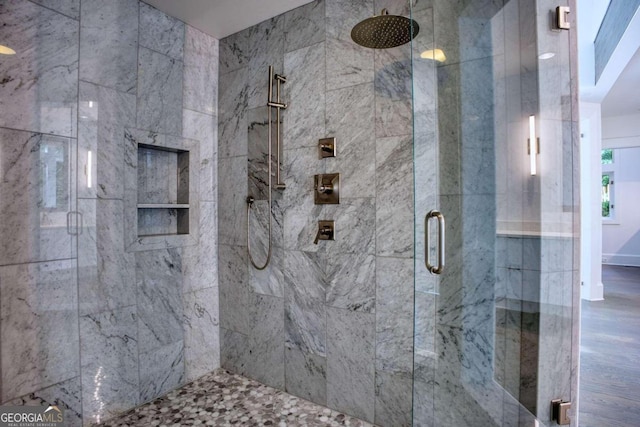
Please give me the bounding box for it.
[579,265,640,427]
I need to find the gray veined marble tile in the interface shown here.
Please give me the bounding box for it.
[374,370,412,427]
[375,257,414,374]
[248,107,278,201]
[78,81,136,199]
[414,290,436,356]
[246,294,285,390]
[0,259,79,403]
[246,15,285,110]
[0,129,76,266]
[326,307,375,423]
[284,250,327,356]
[436,62,462,196]
[219,30,249,76]
[376,135,414,258]
[325,252,375,313]
[433,0,503,66]
[412,352,435,427]
[325,0,375,90]
[77,199,136,316]
[139,341,185,403]
[413,133,438,294]
[218,67,249,158]
[324,82,376,199]
[183,26,219,116]
[412,58,437,136]
[80,306,139,425]
[218,244,250,335]
[332,198,376,255]
[137,47,184,137]
[139,2,185,61]
[437,196,496,330]
[281,146,325,212]
[218,157,248,246]
[375,0,411,15]
[283,198,327,253]
[80,0,139,94]
[136,248,185,353]
[285,345,327,406]
[284,0,326,52]
[182,109,218,203]
[374,45,413,138]
[29,0,80,19]
[183,287,220,381]
[182,202,218,294]
[249,198,284,252]
[433,323,504,427]
[220,328,249,376]
[249,247,284,298]
[283,42,326,150]
[459,57,497,148]
[6,376,82,427]
[0,0,78,137]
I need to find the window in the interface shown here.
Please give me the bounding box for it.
[601,149,613,164]
[602,172,614,218]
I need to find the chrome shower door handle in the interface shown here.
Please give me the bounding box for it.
[425,210,445,275]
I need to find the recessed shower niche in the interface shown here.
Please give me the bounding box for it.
[124,129,200,251]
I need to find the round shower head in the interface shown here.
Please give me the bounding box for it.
[351,9,419,49]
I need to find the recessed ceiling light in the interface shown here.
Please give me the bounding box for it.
[0,45,16,55]
[538,52,555,60]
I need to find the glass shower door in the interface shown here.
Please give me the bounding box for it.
[411,1,580,426]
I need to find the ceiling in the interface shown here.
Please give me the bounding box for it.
[143,0,314,39]
[601,46,640,117]
[577,0,640,117]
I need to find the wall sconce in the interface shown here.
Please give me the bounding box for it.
[87,150,93,188]
[528,115,539,176]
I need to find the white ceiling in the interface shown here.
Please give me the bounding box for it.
[577,0,640,117]
[601,46,640,117]
[143,0,314,39]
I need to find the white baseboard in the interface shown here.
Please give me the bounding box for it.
[602,253,640,267]
[591,282,604,301]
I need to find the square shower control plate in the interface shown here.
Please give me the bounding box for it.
[318,137,336,158]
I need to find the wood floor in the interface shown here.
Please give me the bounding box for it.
[579,265,640,427]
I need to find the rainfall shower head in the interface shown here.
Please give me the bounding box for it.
[351,9,419,49]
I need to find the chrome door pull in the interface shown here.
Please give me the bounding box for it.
[425,210,445,275]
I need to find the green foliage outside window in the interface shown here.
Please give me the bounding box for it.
[602,174,610,217]
[601,149,613,164]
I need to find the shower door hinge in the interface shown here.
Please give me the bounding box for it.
[551,399,571,425]
[556,6,570,30]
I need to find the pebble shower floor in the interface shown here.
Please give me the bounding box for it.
[98,370,376,426]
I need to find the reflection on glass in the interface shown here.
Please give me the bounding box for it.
[40,140,68,211]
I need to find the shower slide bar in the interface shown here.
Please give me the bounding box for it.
[247,65,287,270]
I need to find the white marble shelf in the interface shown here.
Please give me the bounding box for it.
[137,204,190,209]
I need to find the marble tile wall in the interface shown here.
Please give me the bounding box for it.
[0,1,219,425]
[217,0,415,425]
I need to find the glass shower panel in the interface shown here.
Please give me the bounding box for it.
[411,0,579,426]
